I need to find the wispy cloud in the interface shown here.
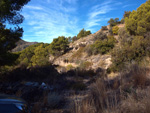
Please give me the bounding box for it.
[22,0,79,43]
[85,0,122,32]
[24,5,43,10]
[123,4,136,8]
[21,0,140,43]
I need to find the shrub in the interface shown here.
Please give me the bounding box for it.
[108,27,113,36]
[101,26,108,31]
[118,27,134,46]
[120,18,125,24]
[79,61,92,70]
[108,18,120,27]
[17,43,50,67]
[66,64,74,71]
[73,64,150,113]
[110,35,150,72]
[84,45,93,56]
[91,36,116,55]
[112,26,119,35]
[125,0,150,35]
[93,32,107,41]
[49,36,69,56]
[77,29,91,39]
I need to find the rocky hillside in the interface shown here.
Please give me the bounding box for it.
[12,39,38,52]
[50,24,125,72]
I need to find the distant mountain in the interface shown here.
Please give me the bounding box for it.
[12,39,38,52]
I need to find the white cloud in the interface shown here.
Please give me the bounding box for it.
[85,0,122,32]
[22,0,79,43]
[24,5,43,10]
[123,4,136,8]
[85,0,113,30]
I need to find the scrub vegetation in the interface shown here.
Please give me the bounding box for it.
[1,0,150,113]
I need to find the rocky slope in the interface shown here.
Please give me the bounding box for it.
[50,24,125,72]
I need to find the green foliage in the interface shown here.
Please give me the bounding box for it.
[125,0,150,35]
[0,0,30,66]
[108,18,120,27]
[90,36,116,55]
[0,23,23,65]
[121,11,132,24]
[112,26,119,35]
[120,19,125,24]
[110,36,150,72]
[77,28,91,39]
[31,44,50,66]
[123,11,131,19]
[0,0,30,24]
[66,64,74,71]
[49,36,69,56]
[18,43,50,67]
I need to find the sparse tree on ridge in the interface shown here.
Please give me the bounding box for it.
[77,28,91,39]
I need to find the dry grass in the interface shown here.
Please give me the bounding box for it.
[72,64,150,113]
[47,92,64,109]
[121,64,150,88]
[79,61,93,70]
[71,47,85,59]
[31,102,42,113]
[120,88,150,113]
[72,79,119,113]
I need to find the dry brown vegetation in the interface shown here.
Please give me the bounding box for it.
[73,64,150,113]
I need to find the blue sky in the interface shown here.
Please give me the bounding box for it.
[20,0,146,43]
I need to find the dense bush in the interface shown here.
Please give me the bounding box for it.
[118,27,134,45]
[108,18,120,27]
[0,23,23,66]
[77,28,91,39]
[17,43,50,67]
[120,11,131,24]
[49,36,69,56]
[93,32,107,41]
[31,44,50,66]
[110,36,150,72]
[0,0,30,66]
[125,0,150,35]
[112,26,119,35]
[89,36,116,55]
[66,64,74,71]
